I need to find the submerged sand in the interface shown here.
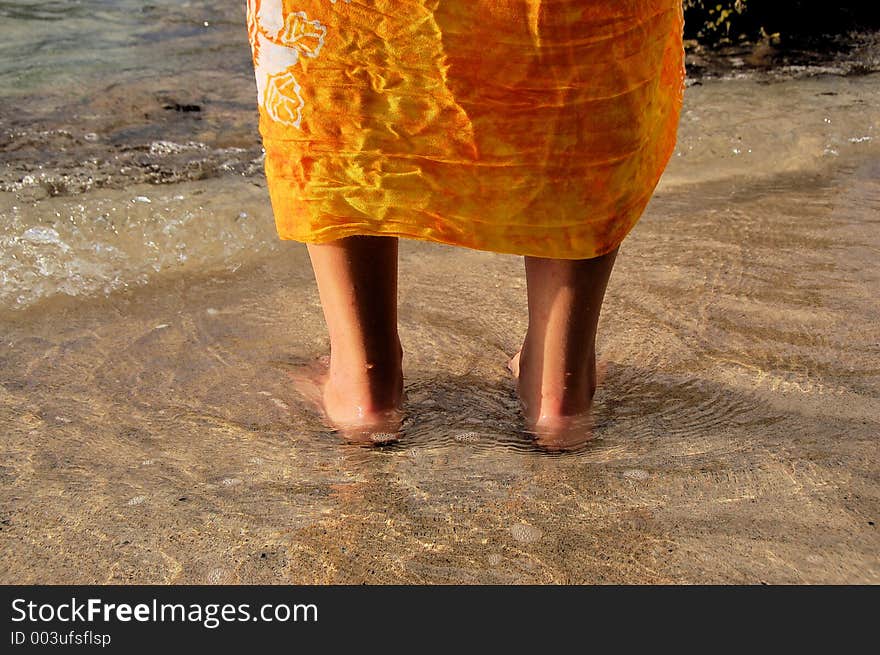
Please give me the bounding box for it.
[2,68,879,583]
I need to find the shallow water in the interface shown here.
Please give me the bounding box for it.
[2,148,878,583]
[1,7,878,583]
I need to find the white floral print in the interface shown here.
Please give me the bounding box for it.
[247,1,348,129]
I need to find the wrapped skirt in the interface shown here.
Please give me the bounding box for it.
[246,0,685,259]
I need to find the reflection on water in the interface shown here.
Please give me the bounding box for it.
[0,4,878,583]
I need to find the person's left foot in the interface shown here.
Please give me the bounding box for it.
[506,346,603,451]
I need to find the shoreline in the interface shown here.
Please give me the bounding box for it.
[3,32,878,200]
[3,69,878,311]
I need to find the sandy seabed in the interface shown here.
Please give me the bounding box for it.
[1,71,879,584]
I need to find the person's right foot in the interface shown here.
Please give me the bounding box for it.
[289,354,404,444]
[507,349,521,377]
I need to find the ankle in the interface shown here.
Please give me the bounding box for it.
[326,343,403,410]
[329,334,402,372]
[517,342,596,418]
[533,390,594,420]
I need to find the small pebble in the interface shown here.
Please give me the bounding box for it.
[623,469,650,480]
[369,432,397,444]
[509,523,542,543]
[454,432,480,444]
[127,496,146,506]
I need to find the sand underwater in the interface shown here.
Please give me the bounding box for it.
[1,2,878,583]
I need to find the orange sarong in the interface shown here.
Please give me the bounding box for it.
[246,0,685,259]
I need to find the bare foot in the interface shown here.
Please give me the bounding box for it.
[507,349,521,378]
[288,355,403,445]
[287,355,330,412]
[529,413,594,452]
[507,348,606,451]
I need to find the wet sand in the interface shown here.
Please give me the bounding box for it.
[2,80,878,581]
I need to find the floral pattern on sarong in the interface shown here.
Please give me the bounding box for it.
[247,1,347,129]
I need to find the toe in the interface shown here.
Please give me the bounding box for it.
[507,349,522,378]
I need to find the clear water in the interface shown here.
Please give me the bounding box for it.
[0,4,878,583]
[0,1,248,94]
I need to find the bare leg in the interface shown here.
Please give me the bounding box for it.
[509,247,618,447]
[304,235,403,439]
